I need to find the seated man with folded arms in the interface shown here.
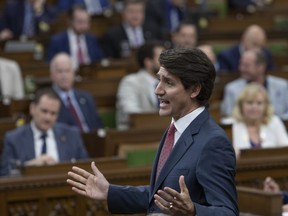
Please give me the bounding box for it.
[1,88,89,176]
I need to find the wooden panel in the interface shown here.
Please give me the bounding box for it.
[0,160,284,215]
[129,113,171,130]
[104,128,165,156]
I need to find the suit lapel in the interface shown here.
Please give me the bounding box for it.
[53,125,67,161]
[25,125,36,160]
[149,109,210,202]
[74,90,89,126]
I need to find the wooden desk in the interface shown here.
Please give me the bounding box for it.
[238,186,282,216]
[20,157,127,177]
[0,159,283,216]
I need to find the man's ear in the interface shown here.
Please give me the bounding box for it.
[190,84,201,99]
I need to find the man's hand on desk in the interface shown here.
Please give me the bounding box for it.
[25,155,57,166]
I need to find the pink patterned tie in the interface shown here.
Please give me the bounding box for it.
[156,123,176,178]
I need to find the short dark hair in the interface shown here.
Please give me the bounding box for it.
[159,48,216,106]
[67,4,87,19]
[137,41,164,68]
[32,88,60,105]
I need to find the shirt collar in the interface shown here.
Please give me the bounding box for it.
[30,121,53,139]
[173,106,205,134]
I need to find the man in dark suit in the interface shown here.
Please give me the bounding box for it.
[0,0,56,41]
[67,48,238,215]
[101,0,162,58]
[47,5,103,69]
[217,24,274,72]
[145,0,188,40]
[1,88,89,176]
[50,53,103,132]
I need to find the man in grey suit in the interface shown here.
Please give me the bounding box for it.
[221,48,288,120]
[67,48,238,215]
[1,88,88,176]
[116,41,164,129]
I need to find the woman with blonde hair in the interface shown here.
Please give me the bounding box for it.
[232,82,288,157]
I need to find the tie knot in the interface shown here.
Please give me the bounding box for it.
[40,133,47,140]
[167,123,176,135]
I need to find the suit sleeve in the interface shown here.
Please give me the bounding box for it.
[72,128,89,160]
[194,135,238,215]
[1,133,16,176]
[107,185,150,214]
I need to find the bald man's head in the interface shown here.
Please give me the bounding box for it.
[241,25,267,50]
[50,53,75,91]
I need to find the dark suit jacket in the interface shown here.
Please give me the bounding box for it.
[1,123,88,176]
[56,89,103,131]
[0,0,56,38]
[228,0,257,10]
[107,109,238,215]
[217,44,275,72]
[145,0,187,39]
[47,31,104,62]
[100,24,162,58]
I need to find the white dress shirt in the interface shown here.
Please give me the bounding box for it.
[67,29,91,69]
[173,106,205,146]
[31,122,59,161]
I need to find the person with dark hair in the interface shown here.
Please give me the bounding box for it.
[221,48,288,120]
[145,0,188,39]
[1,88,89,176]
[67,48,238,215]
[171,21,198,49]
[0,0,57,41]
[100,0,162,58]
[116,41,165,129]
[47,4,103,69]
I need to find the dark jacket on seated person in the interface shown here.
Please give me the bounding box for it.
[1,123,88,176]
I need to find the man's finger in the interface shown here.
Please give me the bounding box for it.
[179,175,188,193]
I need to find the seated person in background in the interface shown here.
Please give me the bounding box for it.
[145,0,188,39]
[228,0,270,13]
[56,0,111,16]
[47,5,103,70]
[217,24,274,72]
[116,41,164,130]
[170,21,198,49]
[50,53,103,133]
[231,83,288,158]
[0,57,24,104]
[0,88,89,176]
[197,44,219,72]
[221,48,288,120]
[101,0,162,59]
[263,176,288,212]
[0,0,56,41]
